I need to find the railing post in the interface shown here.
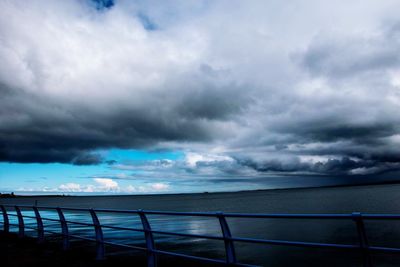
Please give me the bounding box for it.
[138,210,157,267]
[15,206,24,238]
[56,207,69,250]
[217,212,237,264]
[33,206,44,243]
[89,209,105,260]
[0,205,9,233]
[352,212,372,267]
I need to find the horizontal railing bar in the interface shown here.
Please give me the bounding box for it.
[36,230,96,243]
[68,234,97,242]
[64,220,94,227]
[231,236,358,250]
[41,229,63,235]
[130,210,351,219]
[41,217,61,222]
[369,246,400,253]
[3,206,215,216]
[99,209,217,216]
[73,207,225,217]
[153,249,258,267]
[100,224,144,232]
[150,229,224,240]
[0,206,33,210]
[106,210,366,219]
[0,205,89,212]
[12,206,219,217]
[222,213,352,219]
[54,207,92,212]
[1,212,59,223]
[89,208,139,214]
[23,225,38,230]
[101,225,223,242]
[0,205,352,219]
[102,240,147,251]
[40,229,94,242]
[2,225,144,251]
[152,249,230,265]
[2,214,38,220]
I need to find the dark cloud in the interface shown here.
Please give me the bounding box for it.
[235,156,399,176]
[91,0,114,10]
[0,79,247,164]
[236,158,311,173]
[300,23,400,78]
[1,0,400,181]
[279,122,397,143]
[71,153,103,165]
[105,160,117,165]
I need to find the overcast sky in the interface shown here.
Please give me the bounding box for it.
[1,0,400,194]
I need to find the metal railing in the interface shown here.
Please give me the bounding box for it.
[1,204,400,266]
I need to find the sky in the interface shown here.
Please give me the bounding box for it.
[1,0,400,194]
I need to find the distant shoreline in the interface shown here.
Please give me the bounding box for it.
[2,178,400,198]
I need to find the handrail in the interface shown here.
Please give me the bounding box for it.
[7,204,400,219]
[90,208,105,260]
[1,204,399,267]
[33,206,44,243]
[138,209,157,267]
[56,207,69,250]
[14,206,24,238]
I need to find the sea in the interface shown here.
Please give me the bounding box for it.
[1,183,400,267]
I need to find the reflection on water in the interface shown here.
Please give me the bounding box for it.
[2,183,400,266]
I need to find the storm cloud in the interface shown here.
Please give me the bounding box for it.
[1,0,400,178]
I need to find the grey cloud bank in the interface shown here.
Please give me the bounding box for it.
[1,0,400,180]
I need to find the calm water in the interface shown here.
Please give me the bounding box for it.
[2,183,400,266]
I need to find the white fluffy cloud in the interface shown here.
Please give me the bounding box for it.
[92,178,119,190]
[45,178,170,193]
[58,183,83,192]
